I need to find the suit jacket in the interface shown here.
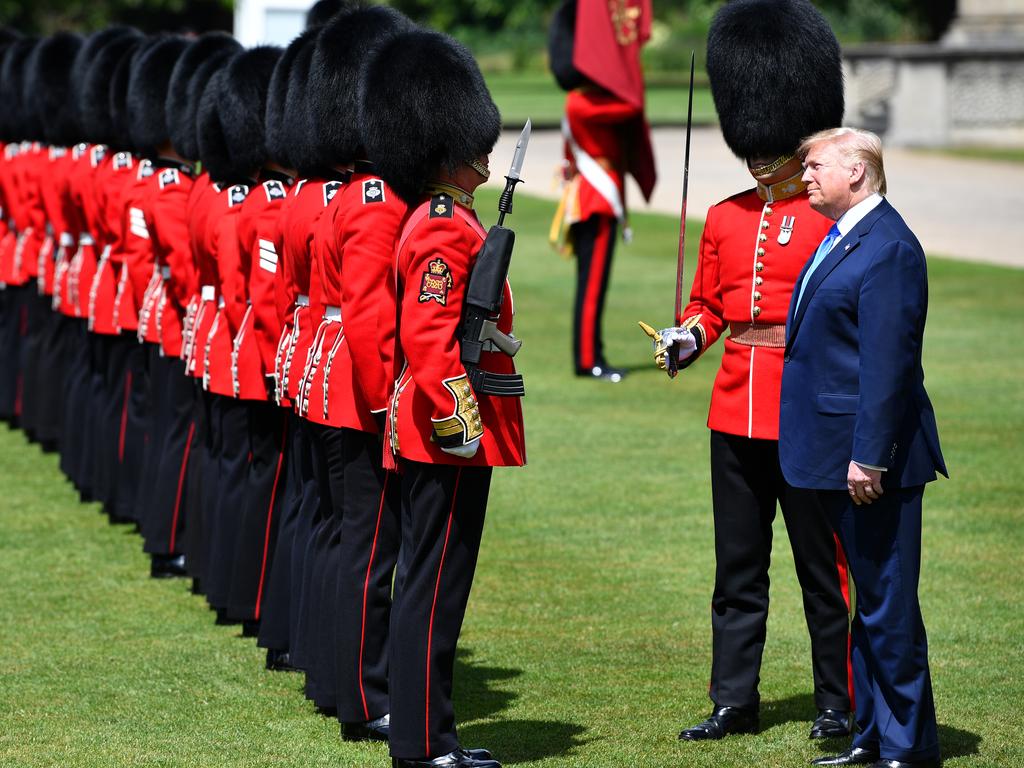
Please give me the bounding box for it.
[779,198,947,490]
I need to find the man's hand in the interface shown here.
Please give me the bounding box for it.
[847,461,884,505]
[638,321,698,371]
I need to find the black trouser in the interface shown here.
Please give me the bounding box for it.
[708,430,851,712]
[295,421,343,708]
[0,286,20,422]
[35,310,74,449]
[19,291,52,441]
[571,214,617,373]
[90,333,123,512]
[227,400,288,621]
[389,462,492,760]
[257,413,311,654]
[112,337,149,523]
[59,320,91,491]
[141,355,196,556]
[334,428,401,724]
[204,395,250,609]
[183,383,213,584]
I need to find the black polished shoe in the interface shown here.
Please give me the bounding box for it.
[150,554,187,579]
[810,709,853,739]
[576,365,627,383]
[392,749,500,767]
[869,760,941,768]
[265,648,298,672]
[811,747,881,766]
[679,706,759,741]
[341,713,390,742]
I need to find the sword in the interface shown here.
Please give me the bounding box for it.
[667,51,696,378]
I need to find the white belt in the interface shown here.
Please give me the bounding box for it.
[296,294,310,307]
[201,285,215,302]
[59,232,75,248]
[101,244,112,260]
[161,266,171,280]
[324,306,341,322]
[79,233,94,246]
[218,296,225,308]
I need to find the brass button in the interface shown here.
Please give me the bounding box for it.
[759,234,768,242]
[753,291,762,301]
[764,207,773,216]
[757,247,765,257]
[761,220,769,229]
[755,262,764,272]
[755,276,763,285]
[752,306,762,317]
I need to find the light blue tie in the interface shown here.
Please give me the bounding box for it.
[796,223,841,310]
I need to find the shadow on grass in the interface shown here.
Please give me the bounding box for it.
[455,647,590,763]
[937,723,981,760]
[759,692,817,731]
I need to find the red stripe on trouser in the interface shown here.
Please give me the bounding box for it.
[254,426,288,620]
[579,217,612,369]
[834,532,855,710]
[425,469,461,755]
[118,370,133,462]
[168,421,195,553]
[358,473,391,720]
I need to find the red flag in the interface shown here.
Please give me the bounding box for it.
[573,0,652,110]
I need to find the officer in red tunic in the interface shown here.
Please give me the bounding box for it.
[362,28,525,768]
[645,0,855,743]
[548,0,656,381]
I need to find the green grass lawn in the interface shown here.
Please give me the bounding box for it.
[2,191,1023,767]
[486,72,717,128]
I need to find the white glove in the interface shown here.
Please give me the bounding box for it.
[658,326,698,363]
[441,437,481,459]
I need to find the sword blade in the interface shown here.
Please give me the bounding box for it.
[508,119,532,181]
[673,51,696,325]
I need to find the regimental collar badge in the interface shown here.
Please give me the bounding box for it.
[90,145,107,168]
[263,180,287,201]
[429,194,453,219]
[228,184,249,207]
[363,179,385,204]
[778,215,795,245]
[49,147,67,160]
[419,258,453,305]
[158,168,180,189]
[138,159,153,179]
[113,152,132,170]
[323,180,342,206]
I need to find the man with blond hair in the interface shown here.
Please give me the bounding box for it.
[780,127,947,768]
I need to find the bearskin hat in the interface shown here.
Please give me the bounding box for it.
[548,0,586,93]
[166,32,242,161]
[361,29,502,204]
[707,0,844,160]
[109,37,152,155]
[309,4,412,165]
[79,29,143,147]
[127,35,190,158]
[280,28,326,176]
[198,46,282,181]
[264,33,309,170]
[25,33,84,147]
[1,38,39,142]
[71,27,138,99]
[306,0,348,29]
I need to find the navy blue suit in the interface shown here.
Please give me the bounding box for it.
[780,197,946,762]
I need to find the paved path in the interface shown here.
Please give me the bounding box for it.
[487,127,1024,268]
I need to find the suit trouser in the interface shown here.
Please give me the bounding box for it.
[227,399,288,621]
[334,428,401,725]
[571,214,617,372]
[708,430,852,711]
[820,485,939,762]
[389,461,492,760]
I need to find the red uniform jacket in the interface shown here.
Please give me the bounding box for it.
[184,174,222,377]
[65,145,107,319]
[89,151,137,335]
[233,174,294,401]
[681,183,831,440]
[6,144,49,289]
[201,182,251,398]
[0,143,17,276]
[563,87,648,222]
[275,177,340,405]
[301,171,406,430]
[385,192,526,468]
[113,159,156,332]
[146,162,196,357]
[37,147,77,297]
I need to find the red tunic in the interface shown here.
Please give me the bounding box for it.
[184,175,223,378]
[385,193,526,468]
[302,172,406,430]
[36,148,77,298]
[66,145,108,319]
[681,184,832,440]
[233,175,293,401]
[114,159,156,333]
[9,144,48,289]
[275,177,340,405]
[89,151,138,335]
